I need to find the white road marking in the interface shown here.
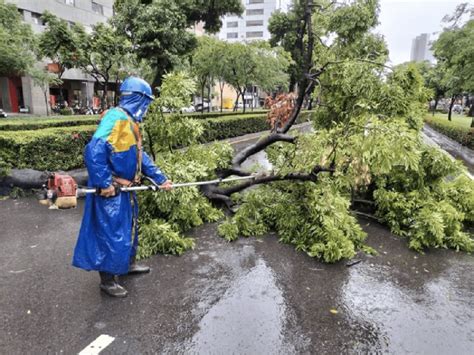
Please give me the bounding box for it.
[78,334,115,355]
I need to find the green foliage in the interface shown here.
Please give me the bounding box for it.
[221,41,291,109]
[113,0,242,87]
[425,117,474,149]
[432,19,474,94]
[186,110,269,120]
[37,12,81,78]
[218,183,367,263]
[0,116,99,131]
[137,143,233,259]
[0,0,36,76]
[156,71,197,112]
[0,126,95,171]
[59,108,74,116]
[73,22,133,107]
[374,147,474,252]
[137,220,195,258]
[200,114,270,142]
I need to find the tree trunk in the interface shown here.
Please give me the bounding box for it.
[201,84,205,114]
[242,89,247,113]
[432,97,439,116]
[102,82,108,110]
[219,82,224,113]
[44,91,50,117]
[448,95,455,121]
[233,92,240,112]
[207,80,211,113]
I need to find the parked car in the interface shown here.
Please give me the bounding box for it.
[452,104,463,114]
[0,109,7,118]
[180,105,196,113]
[194,102,210,112]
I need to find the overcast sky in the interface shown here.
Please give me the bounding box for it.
[375,0,467,64]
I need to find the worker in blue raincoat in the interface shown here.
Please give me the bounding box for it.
[72,77,172,298]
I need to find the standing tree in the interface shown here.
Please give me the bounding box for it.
[73,23,132,109]
[113,0,243,91]
[37,12,81,103]
[29,68,62,116]
[222,42,290,113]
[0,0,36,77]
[192,36,216,113]
[432,5,474,122]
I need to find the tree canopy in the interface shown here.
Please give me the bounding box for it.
[112,0,243,89]
[0,0,36,76]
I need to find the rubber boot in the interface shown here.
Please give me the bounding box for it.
[128,255,150,275]
[99,272,128,298]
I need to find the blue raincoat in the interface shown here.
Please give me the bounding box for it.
[72,108,167,275]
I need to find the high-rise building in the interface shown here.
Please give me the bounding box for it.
[1,0,114,115]
[410,33,434,63]
[218,0,290,42]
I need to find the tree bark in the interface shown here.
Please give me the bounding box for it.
[219,80,225,112]
[44,91,50,117]
[432,97,439,116]
[448,94,455,121]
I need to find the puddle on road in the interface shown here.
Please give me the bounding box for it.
[342,260,474,354]
[183,259,301,354]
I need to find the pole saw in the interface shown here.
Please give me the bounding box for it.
[38,173,256,209]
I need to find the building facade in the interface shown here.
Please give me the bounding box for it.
[218,0,290,43]
[410,33,434,63]
[1,0,114,115]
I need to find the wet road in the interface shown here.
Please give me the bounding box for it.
[1,198,473,354]
[423,124,474,175]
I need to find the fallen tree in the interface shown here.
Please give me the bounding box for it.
[2,0,473,261]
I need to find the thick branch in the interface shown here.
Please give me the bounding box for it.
[279,0,315,134]
[232,133,296,167]
[215,165,335,197]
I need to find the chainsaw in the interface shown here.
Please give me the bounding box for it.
[38,173,256,209]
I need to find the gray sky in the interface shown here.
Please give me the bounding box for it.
[375,0,467,64]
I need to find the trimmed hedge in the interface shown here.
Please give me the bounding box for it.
[425,118,474,150]
[0,116,100,131]
[0,110,268,130]
[0,111,315,171]
[186,109,268,120]
[0,125,96,171]
[200,110,314,142]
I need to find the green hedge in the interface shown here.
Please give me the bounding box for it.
[425,118,474,150]
[0,115,100,131]
[0,125,96,171]
[186,109,268,120]
[200,110,313,142]
[0,111,315,171]
[0,110,269,130]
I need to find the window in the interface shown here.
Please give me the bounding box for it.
[227,32,238,39]
[246,20,263,27]
[92,1,104,15]
[227,21,238,28]
[249,0,264,4]
[247,9,264,15]
[31,12,43,26]
[246,31,263,38]
[62,0,75,5]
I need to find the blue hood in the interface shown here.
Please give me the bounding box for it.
[118,77,154,122]
[119,93,153,122]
